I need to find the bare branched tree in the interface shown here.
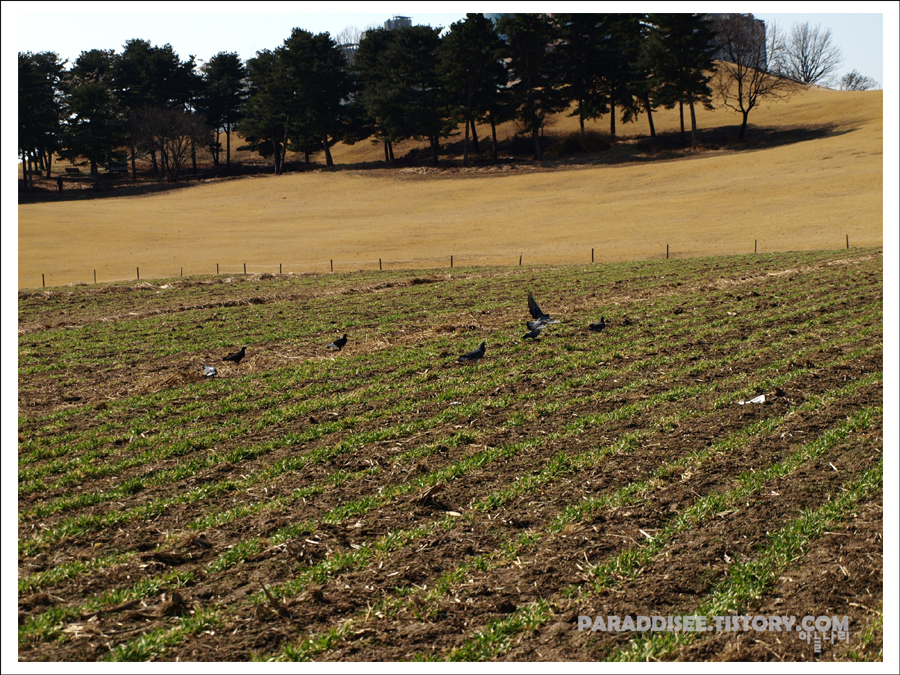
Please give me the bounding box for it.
[336,23,381,46]
[336,24,379,68]
[335,25,363,46]
[138,107,209,181]
[840,69,879,91]
[783,22,844,86]
[763,19,788,76]
[711,16,800,140]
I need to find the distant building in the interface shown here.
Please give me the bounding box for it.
[340,43,358,68]
[707,13,768,70]
[384,16,412,31]
[339,16,414,68]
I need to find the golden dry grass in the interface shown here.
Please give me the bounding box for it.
[17,86,883,289]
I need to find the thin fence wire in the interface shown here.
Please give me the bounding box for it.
[28,236,863,289]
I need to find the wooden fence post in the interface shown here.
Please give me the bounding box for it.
[217,263,219,275]
[755,239,757,253]
[94,269,97,284]
[592,247,594,263]
[666,244,669,260]
[519,254,522,266]
[42,273,45,288]
[379,258,382,271]
[243,262,246,275]
[451,255,454,268]
[279,263,282,274]
[846,234,849,249]
[137,266,140,280]
[330,259,333,272]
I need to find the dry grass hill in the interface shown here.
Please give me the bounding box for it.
[17,85,883,289]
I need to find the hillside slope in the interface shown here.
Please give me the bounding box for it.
[17,87,882,289]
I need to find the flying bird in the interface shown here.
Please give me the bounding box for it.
[523,320,546,340]
[223,346,247,364]
[327,334,348,351]
[458,341,486,363]
[589,317,606,332]
[202,365,218,378]
[528,292,559,324]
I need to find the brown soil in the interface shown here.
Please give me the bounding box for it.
[17,249,883,662]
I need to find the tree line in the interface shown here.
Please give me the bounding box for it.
[19,13,873,189]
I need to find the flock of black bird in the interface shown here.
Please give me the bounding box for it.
[203,293,605,376]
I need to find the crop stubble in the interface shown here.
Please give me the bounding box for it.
[18,247,883,662]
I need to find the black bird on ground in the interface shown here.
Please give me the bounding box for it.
[202,365,218,378]
[223,346,247,364]
[327,334,348,351]
[458,341,486,363]
[528,292,559,324]
[523,320,546,340]
[589,317,606,332]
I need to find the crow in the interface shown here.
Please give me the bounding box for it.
[528,292,559,324]
[458,341,486,363]
[589,317,606,332]
[327,334,348,351]
[202,365,218,378]
[223,346,246,364]
[523,320,546,340]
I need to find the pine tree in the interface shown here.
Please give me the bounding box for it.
[497,14,567,161]
[438,14,507,165]
[554,14,610,134]
[645,14,717,147]
[198,52,247,171]
[18,51,66,189]
[357,25,452,165]
[278,29,353,168]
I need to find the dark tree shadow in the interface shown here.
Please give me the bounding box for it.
[17,164,284,204]
[18,122,855,204]
[535,122,855,169]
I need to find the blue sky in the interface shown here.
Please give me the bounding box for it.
[7,2,895,88]
[754,11,886,86]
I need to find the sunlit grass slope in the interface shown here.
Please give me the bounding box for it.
[18,87,882,289]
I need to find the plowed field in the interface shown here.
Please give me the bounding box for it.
[17,247,883,662]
